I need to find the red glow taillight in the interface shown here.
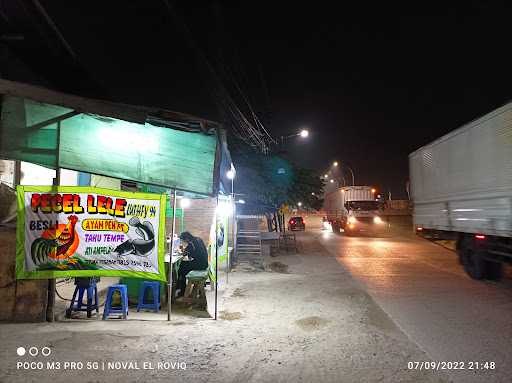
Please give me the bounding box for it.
[475,234,486,240]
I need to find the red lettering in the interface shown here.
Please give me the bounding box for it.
[73,195,84,213]
[40,194,51,213]
[115,199,127,217]
[51,194,62,213]
[97,195,107,214]
[87,195,97,213]
[62,194,73,213]
[31,194,41,212]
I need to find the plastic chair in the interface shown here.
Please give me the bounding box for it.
[66,278,99,318]
[136,281,161,312]
[102,284,128,320]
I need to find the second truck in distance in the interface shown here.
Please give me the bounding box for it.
[323,186,386,235]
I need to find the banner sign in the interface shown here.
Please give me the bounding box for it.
[208,195,230,282]
[16,186,166,281]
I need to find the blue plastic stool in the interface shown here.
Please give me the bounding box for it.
[137,281,161,312]
[102,284,128,320]
[66,278,99,318]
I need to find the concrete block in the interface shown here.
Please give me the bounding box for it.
[13,280,48,322]
[0,229,16,287]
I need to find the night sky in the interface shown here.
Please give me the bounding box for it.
[40,3,512,198]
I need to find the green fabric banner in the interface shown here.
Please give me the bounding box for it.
[16,185,167,281]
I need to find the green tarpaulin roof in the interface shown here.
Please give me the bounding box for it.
[0,79,228,196]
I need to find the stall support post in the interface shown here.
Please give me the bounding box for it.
[227,177,234,284]
[167,189,177,321]
[214,195,219,320]
[47,121,61,322]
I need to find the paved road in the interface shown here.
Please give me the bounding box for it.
[311,226,512,383]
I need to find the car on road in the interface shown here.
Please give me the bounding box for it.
[288,216,305,231]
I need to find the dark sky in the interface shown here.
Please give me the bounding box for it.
[42,2,512,198]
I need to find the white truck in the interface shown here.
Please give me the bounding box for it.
[409,101,512,280]
[323,186,386,235]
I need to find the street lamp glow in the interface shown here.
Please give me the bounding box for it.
[330,179,334,183]
[226,169,235,180]
[299,129,309,138]
[311,192,315,196]
[298,202,302,207]
[333,161,338,167]
[324,174,328,178]
[371,188,376,193]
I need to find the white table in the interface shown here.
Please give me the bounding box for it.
[165,254,183,263]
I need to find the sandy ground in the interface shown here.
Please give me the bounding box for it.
[0,230,449,383]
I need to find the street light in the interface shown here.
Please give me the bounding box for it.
[226,169,235,180]
[332,161,355,186]
[324,174,329,179]
[280,128,310,146]
[298,202,302,207]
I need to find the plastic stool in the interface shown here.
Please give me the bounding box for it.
[102,284,128,320]
[184,270,208,309]
[66,278,99,318]
[136,281,161,312]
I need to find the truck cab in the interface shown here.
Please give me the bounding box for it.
[344,200,386,235]
[324,186,387,235]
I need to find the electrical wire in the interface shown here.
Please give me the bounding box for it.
[162,1,275,153]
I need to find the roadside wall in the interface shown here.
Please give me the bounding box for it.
[0,228,48,322]
[165,197,217,246]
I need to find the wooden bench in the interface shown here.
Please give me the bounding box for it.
[183,270,208,309]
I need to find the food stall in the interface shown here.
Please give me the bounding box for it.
[0,78,234,322]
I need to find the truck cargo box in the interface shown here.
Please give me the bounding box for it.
[409,101,512,238]
[324,186,374,219]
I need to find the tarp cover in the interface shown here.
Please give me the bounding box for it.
[0,96,218,195]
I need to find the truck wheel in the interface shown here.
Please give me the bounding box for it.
[459,238,487,280]
[487,262,503,281]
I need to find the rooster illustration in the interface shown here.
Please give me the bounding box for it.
[31,215,80,267]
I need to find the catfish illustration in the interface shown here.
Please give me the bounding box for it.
[113,217,155,257]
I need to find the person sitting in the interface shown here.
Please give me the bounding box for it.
[176,231,208,297]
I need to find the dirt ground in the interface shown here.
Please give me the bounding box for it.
[0,231,450,383]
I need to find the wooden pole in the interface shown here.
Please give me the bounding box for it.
[167,189,177,321]
[47,121,61,322]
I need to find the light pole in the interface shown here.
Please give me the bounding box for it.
[332,161,355,186]
[323,170,345,187]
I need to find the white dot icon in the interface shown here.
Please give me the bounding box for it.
[16,347,26,356]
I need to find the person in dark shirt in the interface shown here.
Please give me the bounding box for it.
[176,231,208,296]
